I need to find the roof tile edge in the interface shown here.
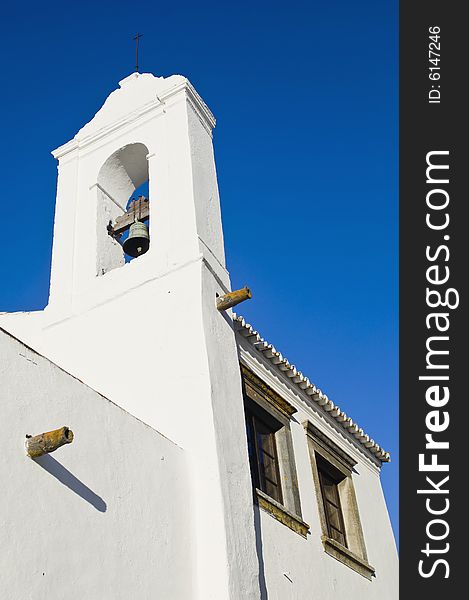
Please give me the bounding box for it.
[233,313,391,463]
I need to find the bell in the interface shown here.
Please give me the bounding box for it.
[123,220,150,258]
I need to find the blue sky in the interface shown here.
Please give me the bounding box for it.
[0,1,398,541]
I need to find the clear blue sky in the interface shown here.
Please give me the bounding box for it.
[0,1,398,541]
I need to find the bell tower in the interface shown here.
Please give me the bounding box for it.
[1,73,261,599]
[47,72,227,317]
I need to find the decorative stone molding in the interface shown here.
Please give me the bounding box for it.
[256,489,310,539]
[241,363,297,420]
[322,536,375,580]
[304,421,357,474]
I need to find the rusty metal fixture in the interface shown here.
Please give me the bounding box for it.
[133,33,143,73]
[123,220,150,257]
[25,426,74,458]
[216,286,252,311]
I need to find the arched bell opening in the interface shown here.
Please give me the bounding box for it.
[96,143,150,276]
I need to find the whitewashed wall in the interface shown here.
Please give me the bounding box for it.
[0,329,192,600]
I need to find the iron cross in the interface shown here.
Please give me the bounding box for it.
[133,33,143,73]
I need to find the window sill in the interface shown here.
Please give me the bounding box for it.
[321,535,376,580]
[255,488,310,538]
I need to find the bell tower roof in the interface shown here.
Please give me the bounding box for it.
[52,72,216,159]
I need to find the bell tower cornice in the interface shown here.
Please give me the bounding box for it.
[52,73,216,160]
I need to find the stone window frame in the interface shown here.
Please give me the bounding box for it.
[241,364,309,538]
[304,420,375,580]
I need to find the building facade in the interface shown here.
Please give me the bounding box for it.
[0,72,398,599]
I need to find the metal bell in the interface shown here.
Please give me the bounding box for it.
[123,220,150,258]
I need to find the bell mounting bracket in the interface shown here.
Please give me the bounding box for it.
[107,195,150,238]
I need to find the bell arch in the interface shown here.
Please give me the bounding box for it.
[96,142,150,276]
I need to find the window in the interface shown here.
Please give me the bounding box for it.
[241,364,309,538]
[317,456,347,547]
[305,421,375,580]
[245,404,283,504]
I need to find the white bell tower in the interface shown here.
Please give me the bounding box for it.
[1,73,261,599]
[48,72,227,316]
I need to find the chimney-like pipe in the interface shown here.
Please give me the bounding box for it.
[25,426,74,458]
[216,286,252,311]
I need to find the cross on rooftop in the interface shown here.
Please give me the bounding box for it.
[133,32,143,72]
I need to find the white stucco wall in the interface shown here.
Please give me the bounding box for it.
[0,328,191,599]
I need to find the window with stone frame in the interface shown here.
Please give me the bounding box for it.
[317,456,348,547]
[245,405,283,504]
[241,364,309,538]
[305,421,376,580]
